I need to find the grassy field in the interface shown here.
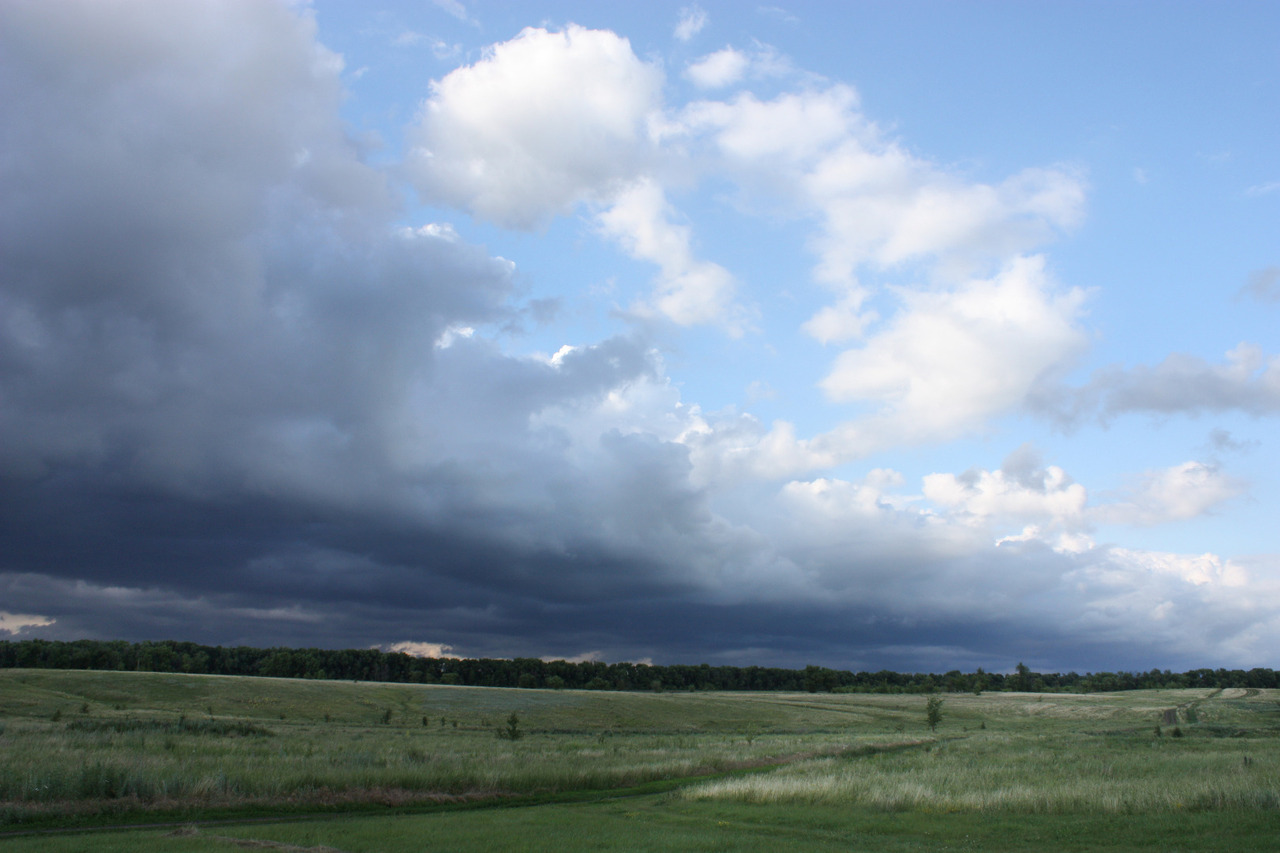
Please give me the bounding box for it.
[1,669,1278,850]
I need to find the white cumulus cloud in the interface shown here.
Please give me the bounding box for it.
[686,47,749,89]
[1094,461,1245,527]
[597,180,742,330]
[819,255,1088,442]
[406,25,663,229]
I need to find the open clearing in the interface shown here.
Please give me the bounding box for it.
[2,669,1278,850]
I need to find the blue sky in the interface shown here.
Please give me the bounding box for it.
[1,0,1277,673]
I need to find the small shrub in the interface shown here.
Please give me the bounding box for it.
[381,709,392,724]
[51,709,62,722]
[1172,726,1184,738]
[498,712,522,741]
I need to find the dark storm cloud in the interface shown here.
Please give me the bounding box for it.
[0,1,715,648]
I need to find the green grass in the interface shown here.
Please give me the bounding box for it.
[3,799,1278,852]
[2,671,1279,850]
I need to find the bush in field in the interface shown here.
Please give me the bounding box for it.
[498,712,522,740]
[925,696,944,732]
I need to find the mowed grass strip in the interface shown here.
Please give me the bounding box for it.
[5,797,1279,853]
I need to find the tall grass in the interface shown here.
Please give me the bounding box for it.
[0,717,842,812]
[685,732,1280,812]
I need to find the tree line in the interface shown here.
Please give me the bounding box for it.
[2,639,1276,694]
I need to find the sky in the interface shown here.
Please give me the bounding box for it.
[1,0,1277,674]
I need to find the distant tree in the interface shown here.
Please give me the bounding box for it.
[6,638,1278,699]
[803,665,839,693]
[925,696,944,732]
[972,667,987,696]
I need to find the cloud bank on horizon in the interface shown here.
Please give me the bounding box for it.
[1,0,1277,673]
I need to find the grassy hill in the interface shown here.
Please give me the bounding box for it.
[2,669,1278,850]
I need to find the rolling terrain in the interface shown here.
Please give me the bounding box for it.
[2,669,1278,850]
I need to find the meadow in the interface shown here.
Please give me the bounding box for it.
[1,669,1278,850]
